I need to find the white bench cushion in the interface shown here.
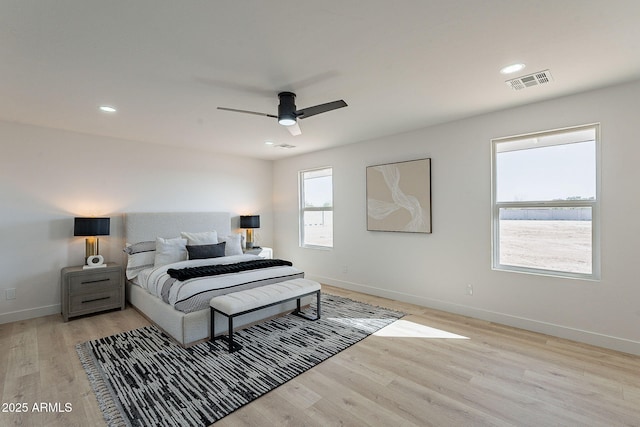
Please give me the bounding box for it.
[210,278,320,315]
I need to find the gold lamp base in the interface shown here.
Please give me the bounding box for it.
[85,237,99,259]
[245,229,254,249]
[83,237,106,269]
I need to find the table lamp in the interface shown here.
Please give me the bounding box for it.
[240,215,260,249]
[74,217,110,269]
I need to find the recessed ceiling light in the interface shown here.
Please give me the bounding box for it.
[500,63,526,75]
[264,141,274,145]
[99,105,117,113]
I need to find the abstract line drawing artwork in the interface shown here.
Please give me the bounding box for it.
[366,158,431,233]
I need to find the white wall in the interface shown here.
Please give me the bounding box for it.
[273,79,640,355]
[0,121,273,323]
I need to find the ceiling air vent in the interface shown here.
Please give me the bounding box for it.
[506,69,553,91]
[275,144,296,149]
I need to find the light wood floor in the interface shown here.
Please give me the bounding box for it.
[2,285,639,426]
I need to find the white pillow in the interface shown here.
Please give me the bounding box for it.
[180,231,218,246]
[154,237,188,267]
[123,241,156,280]
[218,234,243,256]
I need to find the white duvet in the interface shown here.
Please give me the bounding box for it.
[134,254,304,313]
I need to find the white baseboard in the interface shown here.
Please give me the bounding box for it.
[311,275,640,356]
[0,304,61,325]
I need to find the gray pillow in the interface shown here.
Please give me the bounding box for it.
[186,242,226,260]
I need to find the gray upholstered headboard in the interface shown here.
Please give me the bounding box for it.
[124,212,232,243]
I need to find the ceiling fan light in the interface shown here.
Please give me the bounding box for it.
[278,116,296,126]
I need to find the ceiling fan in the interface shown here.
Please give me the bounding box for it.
[217,92,347,136]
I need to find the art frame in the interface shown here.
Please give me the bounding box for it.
[366,158,432,233]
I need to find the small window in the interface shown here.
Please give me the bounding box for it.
[299,167,333,248]
[492,124,600,279]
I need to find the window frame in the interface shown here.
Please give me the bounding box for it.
[491,123,601,280]
[299,166,334,249]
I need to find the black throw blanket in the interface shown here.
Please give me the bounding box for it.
[167,259,293,281]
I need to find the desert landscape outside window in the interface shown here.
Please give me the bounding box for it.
[492,124,600,279]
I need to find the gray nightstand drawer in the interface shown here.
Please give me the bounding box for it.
[69,288,122,315]
[68,269,121,293]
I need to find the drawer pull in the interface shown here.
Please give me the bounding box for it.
[82,296,111,304]
[81,278,111,285]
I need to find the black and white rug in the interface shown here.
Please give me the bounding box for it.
[76,294,404,427]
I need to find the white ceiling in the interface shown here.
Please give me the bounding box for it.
[2,1,640,160]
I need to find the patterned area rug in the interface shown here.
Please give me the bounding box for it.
[76,294,403,427]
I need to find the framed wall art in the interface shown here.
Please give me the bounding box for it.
[366,158,432,233]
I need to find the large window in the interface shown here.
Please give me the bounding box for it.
[299,167,333,248]
[492,124,600,279]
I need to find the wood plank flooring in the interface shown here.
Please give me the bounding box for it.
[1,285,639,426]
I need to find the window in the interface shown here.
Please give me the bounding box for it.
[299,167,333,248]
[491,124,600,279]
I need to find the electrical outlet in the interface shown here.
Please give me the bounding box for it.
[342,265,348,274]
[466,284,473,296]
[6,288,16,300]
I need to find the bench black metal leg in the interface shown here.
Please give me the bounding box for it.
[210,308,242,352]
[228,315,234,352]
[210,307,215,342]
[292,290,321,321]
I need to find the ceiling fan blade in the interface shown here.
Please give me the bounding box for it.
[296,100,347,119]
[286,121,302,136]
[217,107,277,119]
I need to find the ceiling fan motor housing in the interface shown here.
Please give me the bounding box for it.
[278,92,297,124]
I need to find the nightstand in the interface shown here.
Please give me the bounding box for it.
[243,246,273,259]
[61,263,124,322]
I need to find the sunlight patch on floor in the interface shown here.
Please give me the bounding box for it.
[373,319,470,339]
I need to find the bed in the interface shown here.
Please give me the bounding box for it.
[124,212,307,346]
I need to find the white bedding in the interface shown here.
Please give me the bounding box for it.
[134,254,304,313]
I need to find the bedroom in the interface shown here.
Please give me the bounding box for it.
[2,1,640,426]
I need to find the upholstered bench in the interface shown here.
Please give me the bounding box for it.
[210,278,321,352]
